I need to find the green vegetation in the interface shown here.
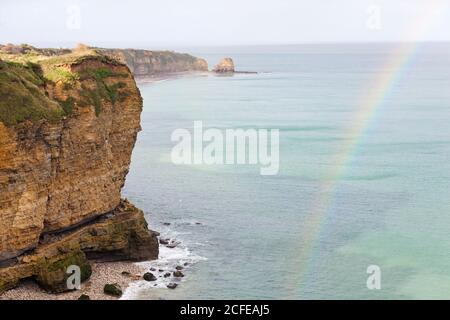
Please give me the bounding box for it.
[39,54,125,85]
[80,85,103,116]
[0,60,65,126]
[79,80,126,116]
[106,82,127,103]
[35,249,92,292]
[36,51,122,68]
[0,50,129,126]
[82,67,128,80]
[43,67,80,84]
[58,96,75,115]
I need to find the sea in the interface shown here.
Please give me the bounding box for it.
[121,43,450,299]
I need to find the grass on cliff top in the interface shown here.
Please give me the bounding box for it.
[0,60,64,126]
[39,51,124,84]
[0,46,120,66]
[0,50,129,126]
[0,48,124,84]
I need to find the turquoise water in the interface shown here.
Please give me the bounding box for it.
[122,44,450,299]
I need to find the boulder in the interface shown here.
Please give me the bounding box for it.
[34,249,92,293]
[173,270,184,278]
[167,283,178,289]
[104,283,123,297]
[143,272,157,281]
[159,238,170,245]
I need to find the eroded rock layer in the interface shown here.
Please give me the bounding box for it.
[0,49,158,292]
[98,48,208,77]
[0,200,158,293]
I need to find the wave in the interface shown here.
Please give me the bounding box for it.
[121,235,206,299]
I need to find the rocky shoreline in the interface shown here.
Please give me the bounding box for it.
[0,235,193,300]
[0,199,159,294]
[0,261,145,300]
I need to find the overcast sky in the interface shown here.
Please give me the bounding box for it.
[0,0,449,48]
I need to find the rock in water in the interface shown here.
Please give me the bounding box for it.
[159,238,170,245]
[167,283,178,289]
[213,58,235,73]
[173,270,185,278]
[104,283,123,297]
[143,272,157,281]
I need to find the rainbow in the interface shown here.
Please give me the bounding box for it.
[288,0,446,297]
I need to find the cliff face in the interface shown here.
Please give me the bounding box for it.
[1,44,209,78]
[0,200,157,293]
[0,49,158,292]
[97,48,208,77]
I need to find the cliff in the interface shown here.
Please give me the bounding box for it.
[0,44,209,78]
[0,48,158,293]
[97,48,208,77]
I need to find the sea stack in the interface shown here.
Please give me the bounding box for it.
[213,57,235,73]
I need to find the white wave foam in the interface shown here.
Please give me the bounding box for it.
[121,239,206,300]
